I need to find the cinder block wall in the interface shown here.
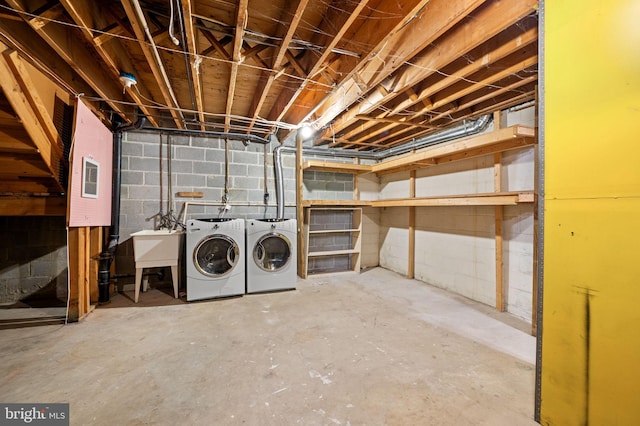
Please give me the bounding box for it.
[118,132,380,278]
[377,106,536,322]
[0,217,68,304]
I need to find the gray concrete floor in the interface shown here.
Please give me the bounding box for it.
[0,267,537,425]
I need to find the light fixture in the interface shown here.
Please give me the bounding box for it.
[119,72,137,93]
[299,125,314,140]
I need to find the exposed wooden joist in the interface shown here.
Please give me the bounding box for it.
[59,0,159,127]
[181,0,206,130]
[355,115,436,130]
[3,50,63,157]
[246,0,310,131]
[0,47,64,191]
[121,0,185,128]
[223,0,248,133]
[0,195,66,215]
[321,0,538,144]
[269,0,371,124]
[304,0,487,131]
[328,25,538,147]
[5,0,134,123]
[0,21,100,123]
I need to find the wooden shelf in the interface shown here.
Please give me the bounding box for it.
[370,191,535,207]
[307,249,360,257]
[301,199,372,207]
[302,160,372,174]
[372,125,535,176]
[299,125,535,177]
[303,207,362,277]
[309,228,361,234]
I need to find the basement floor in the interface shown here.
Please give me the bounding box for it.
[0,267,537,425]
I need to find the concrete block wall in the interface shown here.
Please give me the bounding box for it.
[0,217,68,305]
[377,106,536,322]
[117,132,297,276]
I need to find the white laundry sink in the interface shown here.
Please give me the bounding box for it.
[131,229,184,268]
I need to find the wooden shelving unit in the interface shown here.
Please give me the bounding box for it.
[301,125,535,179]
[303,207,362,278]
[297,122,538,318]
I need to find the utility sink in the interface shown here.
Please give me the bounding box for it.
[131,229,184,303]
[131,229,183,268]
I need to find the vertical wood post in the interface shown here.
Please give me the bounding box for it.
[296,132,306,278]
[408,169,416,279]
[494,111,506,312]
[68,226,92,322]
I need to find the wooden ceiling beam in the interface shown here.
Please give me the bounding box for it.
[0,195,66,216]
[269,0,371,124]
[320,0,538,142]
[343,52,538,149]
[355,115,436,130]
[0,46,65,191]
[246,0,310,132]
[59,0,160,127]
[198,23,232,61]
[181,0,205,131]
[121,0,185,128]
[4,0,134,123]
[332,26,538,147]
[223,0,248,133]
[295,0,484,130]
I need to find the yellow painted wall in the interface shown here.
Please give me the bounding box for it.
[542,1,640,424]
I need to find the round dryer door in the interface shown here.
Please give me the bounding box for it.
[194,235,239,277]
[253,233,291,272]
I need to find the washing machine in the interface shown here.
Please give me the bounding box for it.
[186,218,245,301]
[245,218,297,293]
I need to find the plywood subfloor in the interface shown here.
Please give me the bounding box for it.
[0,267,536,425]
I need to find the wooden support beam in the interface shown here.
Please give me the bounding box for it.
[296,132,306,278]
[316,0,535,136]
[355,115,436,130]
[59,0,160,127]
[494,110,506,312]
[247,0,311,131]
[5,0,134,122]
[89,226,102,304]
[181,0,205,130]
[0,195,66,216]
[495,204,505,311]
[268,0,371,124]
[121,0,185,128]
[224,0,248,133]
[408,169,416,279]
[0,50,65,191]
[67,227,92,322]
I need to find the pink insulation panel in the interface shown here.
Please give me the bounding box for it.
[68,100,112,227]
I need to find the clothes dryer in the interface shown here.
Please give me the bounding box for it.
[186,218,245,301]
[245,218,297,293]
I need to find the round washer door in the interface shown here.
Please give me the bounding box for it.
[253,233,291,272]
[194,234,239,277]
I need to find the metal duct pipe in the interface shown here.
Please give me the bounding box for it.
[273,144,295,219]
[138,127,270,145]
[97,116,147,304]
[272,115,492,218]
